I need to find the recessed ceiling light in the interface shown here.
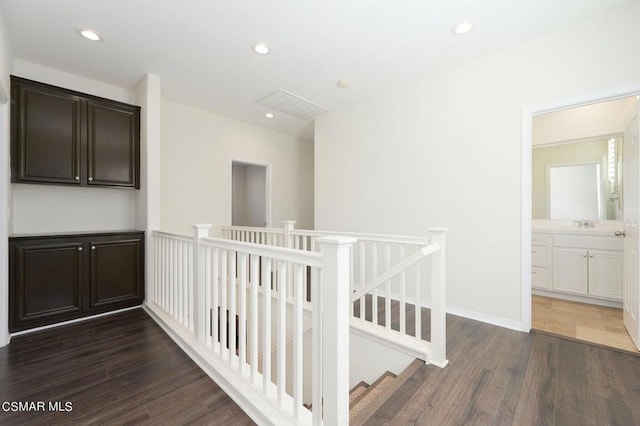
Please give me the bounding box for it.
[253,43,270,55]
[76,29,103,42]
[452,21,473,35]
[265,112,274,118]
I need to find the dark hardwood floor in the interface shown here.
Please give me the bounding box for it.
[361,312,640,426]
[2,301,639,425]
[0,309,254,425]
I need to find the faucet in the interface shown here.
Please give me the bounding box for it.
[575,220,596,229]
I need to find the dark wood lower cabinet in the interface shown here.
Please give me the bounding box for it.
[9,231,145,332]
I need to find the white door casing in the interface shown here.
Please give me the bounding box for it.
[623,99,640,350]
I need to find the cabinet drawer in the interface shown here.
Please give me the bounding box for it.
[531,267,548,290]
[532,247,549,267]
[553,235,623,251]
[532,234,551,246]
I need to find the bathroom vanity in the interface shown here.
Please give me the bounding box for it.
[532,222,624,307]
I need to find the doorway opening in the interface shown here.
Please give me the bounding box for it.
[231,161,270,228]
[522,90,640,354]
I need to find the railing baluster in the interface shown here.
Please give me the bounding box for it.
[220,249,228,360]
[181,242,186,328]
[311,267,322,426]
[229,250,237,365]
[204,246,212,347]
[171,239,177,318]
[263,258,272,393]
[250,254,259,384]
[212,247,220,353]
[359,241,365,321]
[385,243,391,330]
[277,260,287,406]
[371,242,378,326]
[292,263,303,421]
[415,261,422,340]
[190,242,195,333]
[400,245,406,335]
[166,237,169,312]
[238,252,248,373]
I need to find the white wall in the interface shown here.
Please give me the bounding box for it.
[533,97,631,146]
[9,60,138,234]
[315,3,640,328]
[161,100,314,235]
[0,5,12,346]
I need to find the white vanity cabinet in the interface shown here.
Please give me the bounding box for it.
[533,231,624,304]
[549,234,623,302]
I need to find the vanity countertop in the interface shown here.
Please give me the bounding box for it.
[532,220,624,237]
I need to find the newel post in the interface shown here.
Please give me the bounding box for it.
[282,220,296,248]
[317,236,356,426]
[192,224,212,342]
[428,227,449,367]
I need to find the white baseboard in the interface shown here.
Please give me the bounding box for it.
[10,305,143,338]
[445,306,523,332]
[388,293,524,332]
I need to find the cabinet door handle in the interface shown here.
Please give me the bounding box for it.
[74,176,80,181]
[615,230,626,237]
[532,250,537,254]
[589,254,594,258]
[88,177,94,182]
[77,247,83,251]
[583,253,588,258]
[532,271,537,274]
[91,246,96,250]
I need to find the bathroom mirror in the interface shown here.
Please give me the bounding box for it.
[532,136,623,220]
[549,163,601,220]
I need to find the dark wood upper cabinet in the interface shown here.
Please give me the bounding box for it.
[11,76,140,189]
[87,100,140,188]
[11,81,83,184]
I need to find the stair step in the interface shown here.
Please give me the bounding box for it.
[350,359,424,425]
[350,381,370,405]
[350,371,396,415]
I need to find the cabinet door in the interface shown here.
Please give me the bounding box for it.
[552,248,588,295]
[588,250,623,301]
[10,240,84,331]
[87,100,140,188]
[11,78,83,184]
[89,237,144,309]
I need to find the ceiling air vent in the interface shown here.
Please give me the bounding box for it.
[256,89,328,120]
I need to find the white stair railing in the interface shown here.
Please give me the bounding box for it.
[222,221,449,367]
[147,225,354,425]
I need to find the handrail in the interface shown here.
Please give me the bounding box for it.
[350,242,440,302]
[290,229,428,246]
[199,236,324,268]
[224,225,429,246]
[221,225,284,234]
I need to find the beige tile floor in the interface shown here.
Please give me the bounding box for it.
[532,295,640,354]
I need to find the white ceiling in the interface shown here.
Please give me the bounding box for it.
[0,0,635,141]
